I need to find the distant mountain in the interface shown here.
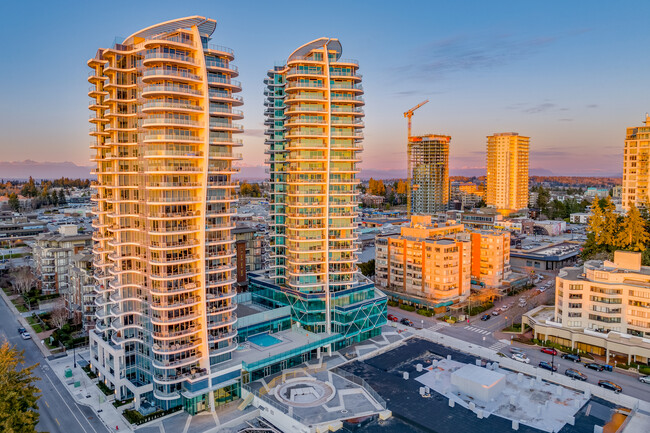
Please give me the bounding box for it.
[235,165,267,181]
[449,168,554,177]
[0,160,94,181]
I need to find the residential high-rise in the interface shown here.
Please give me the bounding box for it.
[486,132,529,214]
[88,17,242,412]
[409,134,450,214]
[257,38,386,344]
[622,114,650,210]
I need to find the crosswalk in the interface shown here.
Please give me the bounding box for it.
[464,325,491,336]
[489,341,509,351]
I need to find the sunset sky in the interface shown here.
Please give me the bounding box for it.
[1,0,649,177]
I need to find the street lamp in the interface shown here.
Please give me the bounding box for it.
[551,350,555,375]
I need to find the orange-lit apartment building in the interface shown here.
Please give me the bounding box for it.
[486,132,529,214]
[375,216,511,306]
[622,114,650,210]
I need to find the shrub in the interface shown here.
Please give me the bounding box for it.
[467,302,494,316]
[387,300,399,307]
[113,398,134,408]
[639,366,650,375]
[97,381,113,396]
[399,304,416,312]
[124,406,182,425]
[416,309,434,317]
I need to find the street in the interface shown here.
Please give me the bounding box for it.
[0,295,108,433]
[387,277,650,402]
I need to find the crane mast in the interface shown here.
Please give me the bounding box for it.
[404,100,429,217]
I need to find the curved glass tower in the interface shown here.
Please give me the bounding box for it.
[88,16,241,413]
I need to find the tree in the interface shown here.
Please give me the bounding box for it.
[20,177,38,198]
[358,260,375,277]
[7,193,19,212]
[11,267,36,297]
[50,190,59,207]
[0,341,41,433]
[368,178,385,196]
[535,186,550,216]
[616,205,650,251]
[476,198,486,208]
[57,189,66,206]
[601,196,618,246]
[50,302,69,330]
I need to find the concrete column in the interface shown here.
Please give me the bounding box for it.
[606,348,609,364]
[317,346,321,360]
[209,391,215,412]
[627,353,632,364]
[134,392,141,410]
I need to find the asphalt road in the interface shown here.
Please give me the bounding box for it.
[0,296,109,433]
[387,276,650,401]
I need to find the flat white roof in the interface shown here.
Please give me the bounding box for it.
[452,363,505,387]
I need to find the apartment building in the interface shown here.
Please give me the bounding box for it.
[410,134,450,214]
[622,114,650,210]
[375,216,511,306]
[450,182,485,210]
[486,132,530,214]
[525,251,650,366]
[233,225,267,286]
[68,251,96,330]
[257,38,386,346]
[0,212,47,241]
[88,17,242,413]
[33,225,92,294]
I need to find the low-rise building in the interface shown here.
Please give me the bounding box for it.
[360,194,385,207]
[375,216,511,308]
[570,212,592,224]
[524,251,650,366]
[510,241,581,272]
[68,251,96,330]
[33,225,92,294]
[460,211,502,230]
[0,212,47,241]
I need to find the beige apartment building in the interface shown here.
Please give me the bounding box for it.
[622,113,650,210]
[68,251,96,330]
[486,132,529,214]
[375,216,510,306]
[33,225,92,294]
[526,251,650,365]
[409,134,450,214]
[88,17,241,413]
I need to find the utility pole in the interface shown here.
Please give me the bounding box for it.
[404,100,429,218]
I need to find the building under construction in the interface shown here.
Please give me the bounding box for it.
[409,134,450,214]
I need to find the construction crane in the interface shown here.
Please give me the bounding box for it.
[404,100,429,217]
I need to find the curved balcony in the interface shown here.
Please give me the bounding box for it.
[285,93,327,103]
[143,51,196,66]
[151,340,201,355]
[210,107,244,119]
[207,76,241,91]
[147,181,202,189]
[143,133,201,143]
[205,59,238,77]
[285,82,324,92]
[151,297,200,311]
[151,312,201,327]
[205,44,235,60]
[152,388,180,401]
[149,238,200,250]
[141,117,202,129]
[150,268,200,282]
[286,68,324,78]
[208,92,243,106]
[207,330,237,342]
[142,67,201,83]
[141,84,202,98]
[142,100,202,113]
[151,326,201,341]
[144,36,197,50]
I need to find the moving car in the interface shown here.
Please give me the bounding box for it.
[491,310,500,316]
[598,380,622,393]
[639,376,650,384]
[400,318,414,327]
[538,361,557,372]
[17,327,26,334]
[561,353,581,363]
[565,369,587,381]
[512,353,530,364]
[509,347,525,355]
[480,314,491,321]
[21,332,31,340]
[540,348,557,356]
[387,314,398,322]
[585,363,605,371]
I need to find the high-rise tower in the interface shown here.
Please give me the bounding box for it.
[486,132,529,214]
[258,38,385,344]
[409,134,450,214]
[622,114,650,210]
[88,17,241,413]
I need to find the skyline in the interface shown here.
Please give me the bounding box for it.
[1,1,650,176]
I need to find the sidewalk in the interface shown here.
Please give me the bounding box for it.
[0,287,51,358]
[47,350,132,432]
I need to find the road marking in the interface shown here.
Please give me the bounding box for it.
[44,400,49,408]
[56,418,60,426]
[43,370,95,433]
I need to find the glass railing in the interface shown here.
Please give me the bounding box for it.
[143,68,201,81]
[142,84,202,95]
[205,59,238,72]
[144,51,196,64]
[206,44,234,55]
[142,101,202,111]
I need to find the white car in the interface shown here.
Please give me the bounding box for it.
[640,376,650,384]
[512,353,530,364]
[21,332,31,340]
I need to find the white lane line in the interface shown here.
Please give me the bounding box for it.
[43,370,98,433]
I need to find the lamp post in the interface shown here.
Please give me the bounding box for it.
[551,350,555,375]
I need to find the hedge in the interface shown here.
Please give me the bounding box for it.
[399,304,416,312]
[416,309,434,317]
[124,406,182,425]
[387,300,399,307]
[97,381,113,396]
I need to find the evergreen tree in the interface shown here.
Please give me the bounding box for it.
[58,189,67,206]
[601,196,618,246]
[50,190,59,207]
[7,193,19,212]
[616,205,650,251]
[0,341,41,433]
[587,197,606,245]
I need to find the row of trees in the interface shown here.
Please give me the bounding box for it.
[583,196,650,263]
[239,182,262,197]
[531,185,590,219]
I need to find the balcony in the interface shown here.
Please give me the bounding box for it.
[141,84,201,97]
[143,51,196,65]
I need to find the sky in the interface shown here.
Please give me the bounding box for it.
[1,0,649,177]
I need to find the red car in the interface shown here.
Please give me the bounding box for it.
[387,314,398,322]
[540,348,558,356]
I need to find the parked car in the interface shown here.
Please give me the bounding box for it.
[585,363,605,372]
[21,332,31,340]
[481,314,491,321]
[387,314,398,322]
[491,310,500,316]
[561,353,581,363]
[400,318,413,327]
[512,353,530,364]
[540,348,557,356]
[509,347,525,355]
[598,380,622,393]
[17,327,26,334]
[500,306,509,311]
[638,376,650,384]
[565,368,587,381]
[538,361,557,372]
